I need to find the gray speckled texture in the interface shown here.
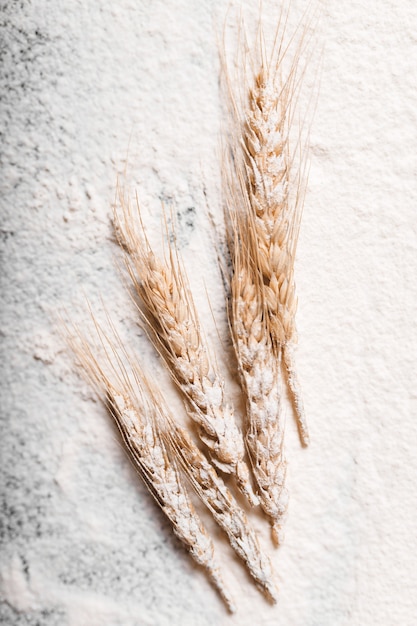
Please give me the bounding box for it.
[1,1,417,624]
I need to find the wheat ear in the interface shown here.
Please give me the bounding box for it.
[67,326,235,613]
[225,175,288,545]
[238,24,309,446]
[113,196,258,507]
[164,421,278,603]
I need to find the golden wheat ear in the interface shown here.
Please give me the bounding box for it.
[223,181,288,546]
[223,9,314,448]
[112,192,259,507]
[245,55,310,446]
[65,321,235,613]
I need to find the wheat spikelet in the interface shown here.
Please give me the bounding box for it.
[67,326,235,613]
[113,195,258,507]
[164,421,278,603]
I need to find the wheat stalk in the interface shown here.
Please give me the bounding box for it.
[164,420,278,603]
[113,195,258,507]
[67,326,235,613]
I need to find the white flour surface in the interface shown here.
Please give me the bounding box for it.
[1,1,416,625]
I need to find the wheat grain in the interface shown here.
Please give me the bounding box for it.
[67,327,235,613]
[113,195,258,507]
[165,420,278,603]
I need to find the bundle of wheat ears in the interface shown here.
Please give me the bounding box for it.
[68,8,315,614]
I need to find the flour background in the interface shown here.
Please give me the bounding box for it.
[1,1,416,625]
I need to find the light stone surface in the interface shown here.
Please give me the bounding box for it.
[1,1,416,624]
